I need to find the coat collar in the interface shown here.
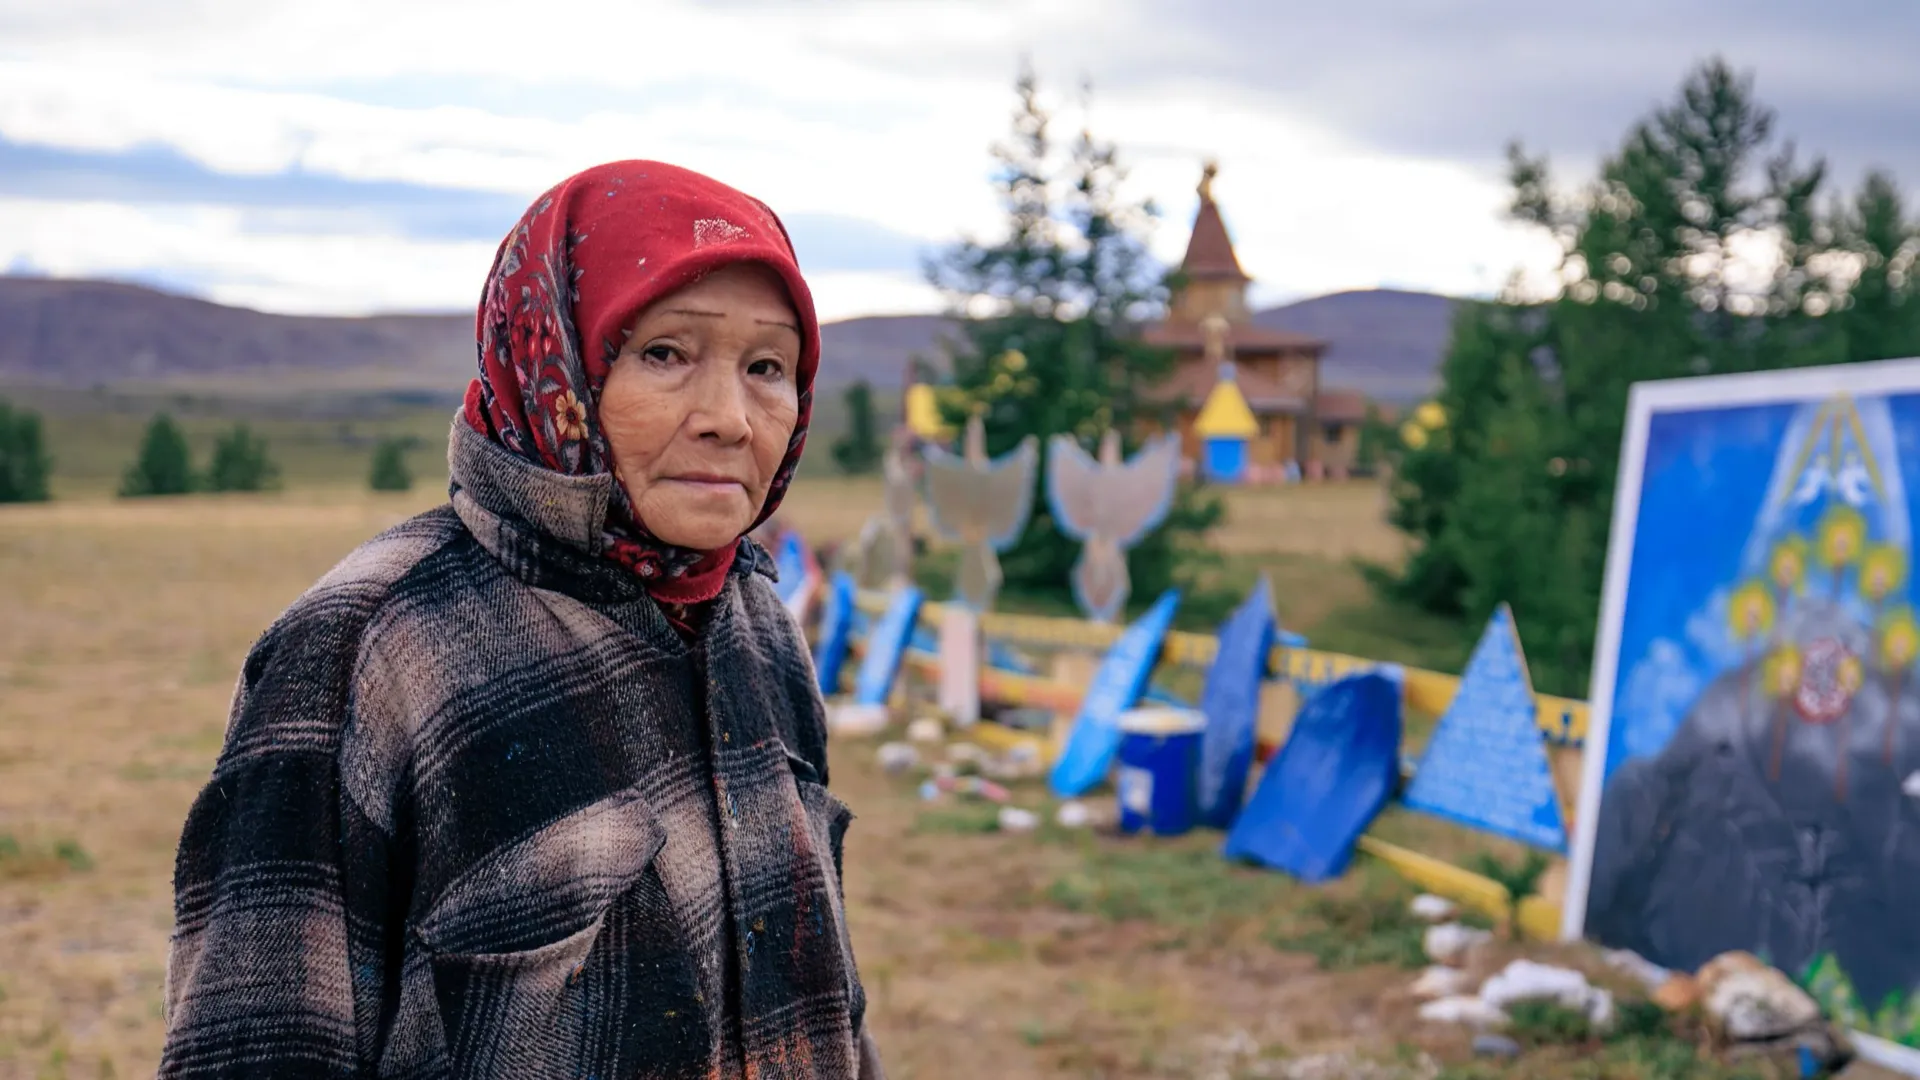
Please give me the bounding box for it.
[444,415,775,608]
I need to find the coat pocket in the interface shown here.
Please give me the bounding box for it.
[413,791,669,1079]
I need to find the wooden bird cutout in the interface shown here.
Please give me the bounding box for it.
[852,443,921,591]
[922,415,1038,612]
[1045,429,1183,622]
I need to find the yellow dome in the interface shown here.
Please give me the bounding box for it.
[1193,369,1259,439]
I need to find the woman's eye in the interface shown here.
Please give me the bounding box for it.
[641,344,681,365]
[749,358,786,379]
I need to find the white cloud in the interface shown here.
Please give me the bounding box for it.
[0,0,1570,316]
[1619,637,1705,761]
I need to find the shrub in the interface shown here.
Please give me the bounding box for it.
[119,414,196,497]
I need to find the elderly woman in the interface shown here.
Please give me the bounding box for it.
[160,162,883,1080]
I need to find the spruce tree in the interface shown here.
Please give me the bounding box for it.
[1375,57,1907,695]
[120,414,196,497]
[368,437,413,492]
[205,424,280,492]
[0,399,53,503]
[830,380,883,475]
[926,64,1223,618]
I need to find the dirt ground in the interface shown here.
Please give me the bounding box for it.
[0,482,1903,1079]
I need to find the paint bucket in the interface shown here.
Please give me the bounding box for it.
[1115,707,1208,836]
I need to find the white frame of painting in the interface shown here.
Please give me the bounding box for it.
[1560,355,1920,1076]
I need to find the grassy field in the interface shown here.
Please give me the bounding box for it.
[6,407,1864,1078]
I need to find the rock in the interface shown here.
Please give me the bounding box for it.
[1479,959,1614,1030]
[1409,965,1474,1000]
[1056,801,1093,829]
[1423,922,1494,965]
[1697,951,1824,1042]
[826,702,890,736]
[906,718,945,744]
[1409,894,1458,922]
[1602,948,1673,991]
[997,806,1038,832]
[1904,770,1920,798]
[1470,1034,1521,1059]
[945,743,987,765]
[1652,973,1703,1013]
[1418,994,1508,1029]
[875,742,919,775]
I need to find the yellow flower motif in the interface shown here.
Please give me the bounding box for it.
[553,389,589,442]
[1860,543,1908,602]
[1000,349,1027,373]
[992,372,1014,393]
[1769,536,1809,592]
[1881,607,1920,670]
[1400,421,1430,451]
[1838,654,1865,696]
[1727,579,1776,640]
[1816,505,1868,569]
[1761,646,1802,698]
[1414,401,1447,430]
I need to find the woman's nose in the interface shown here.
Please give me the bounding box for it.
[689,365,752,444]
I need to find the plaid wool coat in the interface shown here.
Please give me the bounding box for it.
[161,418,882,1080]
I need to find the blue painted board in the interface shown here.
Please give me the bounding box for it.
[1402,604,1567,852]
[853,587,923,706]
[813,572,856,695]
[1196,577,1277,830]
[773,531,809,608]
[1223,671,1403,882]
[1047,591,1182,797]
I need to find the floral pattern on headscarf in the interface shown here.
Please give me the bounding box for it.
[462,161,820,604]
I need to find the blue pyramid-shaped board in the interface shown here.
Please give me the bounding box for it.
[1402,604,1567,852]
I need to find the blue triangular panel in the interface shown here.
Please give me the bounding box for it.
[1402,604,1567,851]
[1047,591,1181,797]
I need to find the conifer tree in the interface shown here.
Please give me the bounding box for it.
[205,424,280,492]
[830,380,883,475]
[0,399,53,503]
[120,414,196,497]
[368,437,413,492]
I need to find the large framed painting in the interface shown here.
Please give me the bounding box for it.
[1564,357,1920,1070]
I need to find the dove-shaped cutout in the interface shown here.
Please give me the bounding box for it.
[921,414,1039,612]
[1046,429,1183,622]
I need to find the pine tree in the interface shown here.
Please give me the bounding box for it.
[0,399,53,503]
[1374,58,1899,695]
[119,414,196,498]
[368,437,413,492]
[205,424,280,492]
[830,380,883,475]
[926,64,1224,618]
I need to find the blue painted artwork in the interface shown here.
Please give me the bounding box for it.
[1403,604,1567,852]
[1048,591,1181,797]
[813,572,856,695]
[773,531,809,608]
[1224,671,1403,882]
[1569,361,1920,1051]
[852,586,922,707]
[1203,437,1247,484]
[1195,577,1277,830]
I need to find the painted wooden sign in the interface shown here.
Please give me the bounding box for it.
[1045,429,1183,622]
[922,415,1038,612]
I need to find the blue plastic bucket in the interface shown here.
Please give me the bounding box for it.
[1115,707,1208,836]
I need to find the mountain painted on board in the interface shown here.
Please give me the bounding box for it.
[0,276,1454,403]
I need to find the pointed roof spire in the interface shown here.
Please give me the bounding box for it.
[1181,158,1249,283]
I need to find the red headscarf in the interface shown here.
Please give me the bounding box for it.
[463,161,820,605]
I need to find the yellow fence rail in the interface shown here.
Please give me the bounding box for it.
[852,589,1590,746]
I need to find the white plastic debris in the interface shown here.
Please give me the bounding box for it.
[1478,959,1614,1030]
[1055,801,1093,829]
[1417,994,1508,1029]
[906,718,945,744]
[1409,894,1459,923]
[945,743,987,765]
[875,742,919,775]
[1422,922,1494,965]
[997,806,1039,832]
[1410,965,1474,1000]
[826,702,890,737]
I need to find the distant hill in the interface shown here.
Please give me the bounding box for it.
[1253,288,1459,405]
[0,277,1457,403]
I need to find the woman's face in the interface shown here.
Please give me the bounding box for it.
[600,263,802,551]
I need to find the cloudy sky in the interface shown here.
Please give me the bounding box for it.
[1,0,1914,322]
